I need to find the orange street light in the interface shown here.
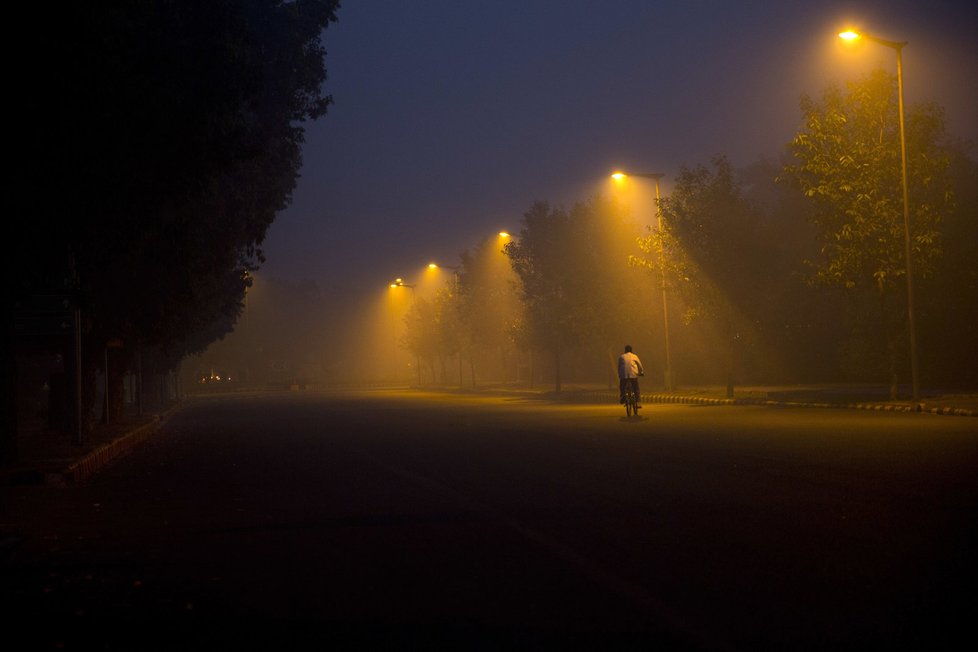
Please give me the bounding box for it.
[612,170,672,391]
[391,278,416,293]
[427,262,461,292]
[839,28,918,401]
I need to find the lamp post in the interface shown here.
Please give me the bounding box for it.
[390,278,422,386]
[387,284,398,384]
[839,29,919,401]
[427,263,461,298]
[428,262,460,285]
[612,171,673,391]
[429,263,464,386]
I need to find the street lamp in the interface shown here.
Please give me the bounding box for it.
[839,29,919,401]
[428,263,461,290]
[612,171,673,391]
[390,278,422,386]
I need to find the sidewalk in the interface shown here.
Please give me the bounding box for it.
[1,404,183,487]
[2,385,975,487]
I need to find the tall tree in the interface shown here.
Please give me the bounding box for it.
[782,69,954,398]
[738,157,849,384]
[401,297,439,385]
[505,202,575,392]
[456,236,522,386]
[432,285,465,386]
[918,141,978,385]
[505,198,650,392]
[635,156,765,396]
[10,1,340,444]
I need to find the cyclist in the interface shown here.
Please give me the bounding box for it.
[618,344,644,410]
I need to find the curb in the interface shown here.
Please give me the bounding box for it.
[53,416,163,486]
[40,402,185,487]
[572,391,977,417]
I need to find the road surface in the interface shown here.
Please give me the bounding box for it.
[2,389,976,649]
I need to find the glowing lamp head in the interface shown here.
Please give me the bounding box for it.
[428,263,438,269]
[498,231,510,238]
[839,30,861,42]
[611,172,627,181]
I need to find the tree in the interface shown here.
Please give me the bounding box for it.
[782,69,954,398]
[456,236,522,386]
[738,157,849,384]
[432,285,465,385]
[918,141,978,385]
[635,156,766,396]
[505,202,576,392]
[505,198,651,392]
[401,297,439,385]
[9,1,340,447]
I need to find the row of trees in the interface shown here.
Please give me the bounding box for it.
[6,1,340,460]
[399,69,976,398]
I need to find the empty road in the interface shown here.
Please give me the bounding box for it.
[3,389,976,650]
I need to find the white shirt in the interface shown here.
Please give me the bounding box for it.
[618,352,644,379]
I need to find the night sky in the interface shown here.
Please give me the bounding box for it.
[259,0,978,299]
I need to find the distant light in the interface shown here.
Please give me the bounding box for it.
[498,231,510,238]
[611,172,626,180]
[838,30,861,42]
[428,263,438,269]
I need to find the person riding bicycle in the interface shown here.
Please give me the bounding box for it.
[618,344,644,410]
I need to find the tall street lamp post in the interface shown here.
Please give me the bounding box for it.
[387,284,398,384]
[839,29,919,401]
[612,171,673,391]
[391,278,422,386]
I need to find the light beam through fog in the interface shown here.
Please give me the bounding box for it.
[189,1,977,395]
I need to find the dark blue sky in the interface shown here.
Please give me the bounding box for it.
[260,0,978,297]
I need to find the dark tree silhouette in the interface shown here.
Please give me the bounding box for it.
[505,198,651,392]
[8,1,339,452]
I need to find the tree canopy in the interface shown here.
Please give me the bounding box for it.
[781,68,954,396]
[783,69,952,292]
[633,156,768,395]
[10,0,340,437]
[505,198,652,391]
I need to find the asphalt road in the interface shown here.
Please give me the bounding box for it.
[2,389,977,650]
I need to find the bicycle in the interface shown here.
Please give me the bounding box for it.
[623,381,640,417]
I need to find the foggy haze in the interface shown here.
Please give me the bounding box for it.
[190,0,978,391]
